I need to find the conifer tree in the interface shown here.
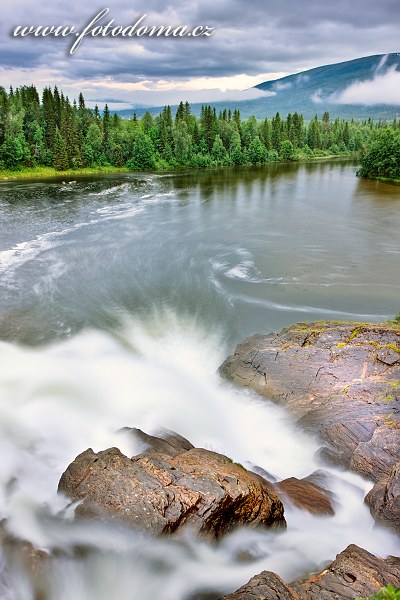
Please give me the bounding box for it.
[53,126,69,170]
[272,113,282,151]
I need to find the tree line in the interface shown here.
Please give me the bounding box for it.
[1,85,399,172]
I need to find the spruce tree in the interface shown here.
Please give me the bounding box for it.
[53,126,69,170]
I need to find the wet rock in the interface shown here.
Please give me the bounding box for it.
[249,465,278,484]
[122,427,194,457]
[220,322,400,530]
[0,523,49,600]
[350,425,400,482]
[222,544,400,599]
[292,544,400,599]
[365,461,400,534]
[276,471,334,516]
[0,521,49,569]
[58,440,285,538]
[220,571,299,600]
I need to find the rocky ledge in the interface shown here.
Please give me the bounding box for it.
[220,321,400,532]
[221,544,400,599]
[58,429,285,538]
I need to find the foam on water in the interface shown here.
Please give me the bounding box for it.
[0,313,399,599]
[0,184,179,281]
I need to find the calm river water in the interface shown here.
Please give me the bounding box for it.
[0,161,399,599]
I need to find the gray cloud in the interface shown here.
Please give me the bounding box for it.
[0,0,399,103]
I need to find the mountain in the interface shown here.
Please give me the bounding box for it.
[116,53,400,121]
[253,53,400,118]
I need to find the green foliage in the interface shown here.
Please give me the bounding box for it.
[173,121,193,165]
[280,139,295,161]
[230,143,245,165]
[0,84,397,175]
[308,115,322,149]
[357,129,400,181]
[127,131,156,170]
[211,134,229,165]
[247,136,267,164]
[53,127,69,171]
[356,584,400,599]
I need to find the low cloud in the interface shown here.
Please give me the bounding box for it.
[296,73,310,84]
[273,81,292,91]
[335,66,400,105]
[311,89,323,104]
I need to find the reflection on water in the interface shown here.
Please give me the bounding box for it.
[0,160,399,347]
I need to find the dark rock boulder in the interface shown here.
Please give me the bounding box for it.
[365,462,400,534]
[222,544,400,599]
[220,571,299,599]
[58,441,285,538]
[276,471,335,516]
[220,321,400,530]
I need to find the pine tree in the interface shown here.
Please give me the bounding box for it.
[0,86,9,145]
[201,105,218,151]
[175,101,185,122]
[103,104,111,157]
[272,113,282,151]
[141,111,154,133]
[53,126,69,170]
[42,87,57,151]
[308,116,322,149]
[259,118,272,150]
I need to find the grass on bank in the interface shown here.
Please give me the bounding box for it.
[0,165,132,181]
[0,151,354,182]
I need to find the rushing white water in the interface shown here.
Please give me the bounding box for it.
[0,314,399,599]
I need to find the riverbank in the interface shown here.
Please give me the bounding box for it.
[360,175,400,186]
[0,165,132,181]
[0,152,354,182]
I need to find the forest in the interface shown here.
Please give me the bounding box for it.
[0,85,400,173]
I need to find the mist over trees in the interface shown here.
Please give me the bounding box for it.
[0,85,399,172]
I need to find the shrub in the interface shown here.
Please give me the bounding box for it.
[356,584,400,599]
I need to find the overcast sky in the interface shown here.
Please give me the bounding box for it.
[0,0,399,107]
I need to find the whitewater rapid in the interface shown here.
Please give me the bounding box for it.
[0,316,399,599]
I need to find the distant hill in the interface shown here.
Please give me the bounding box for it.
[253,53,400,118]
[116,53,400,121]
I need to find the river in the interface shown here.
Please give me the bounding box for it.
[0,160,399,599]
